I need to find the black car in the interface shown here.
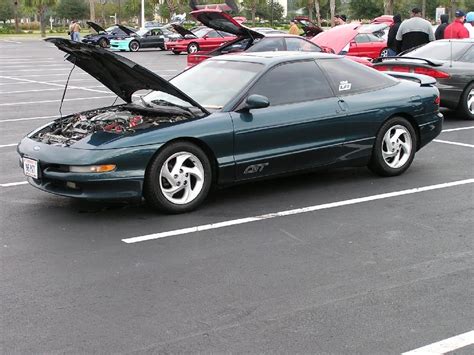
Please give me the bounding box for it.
[373,39,474,119]
[110,26,181,52]
[81,22,136,48]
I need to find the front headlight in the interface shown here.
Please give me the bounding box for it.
[69,164,116,173]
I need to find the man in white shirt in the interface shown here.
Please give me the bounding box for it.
[465,12,474,38]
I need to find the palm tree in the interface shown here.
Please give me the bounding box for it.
[330,0,335,26]
[24,0,57,37]
[89,0,95,21]
[383,0,393,15]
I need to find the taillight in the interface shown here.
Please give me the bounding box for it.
[392,66,410,72]
[413,67,450,79]
[374,65,389,71]
[434,96,440,105]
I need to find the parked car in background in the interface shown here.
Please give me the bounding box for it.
[292,16,324,37]
[165,23,236,54]
[19,38,443,213]
[186,10,323,68]
[312,23,389,59]
[371,15,394,26]
[373,39,474,119]
[81,22,136,48]
[110,27,180,52]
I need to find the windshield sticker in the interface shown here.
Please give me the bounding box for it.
[339,81,352,91]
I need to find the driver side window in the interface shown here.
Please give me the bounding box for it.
[247,61,333,106]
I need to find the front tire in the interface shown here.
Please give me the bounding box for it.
[144,142,212,213]
[369,117,417,176]
[187,42,199,54]
[98,38,109,48]
[129,40,140,52]
[457,82,474,120]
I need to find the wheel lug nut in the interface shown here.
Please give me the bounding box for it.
[185,173,189,177]
[179,169,183,173]
[177,182,180,186]
[184,181,187,185]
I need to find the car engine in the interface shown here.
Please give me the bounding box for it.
[31,106,188,147]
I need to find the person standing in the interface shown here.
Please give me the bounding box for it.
[465,12,474,38]
[435,14,449,40]
[395,8,435,52]
[71,20,81,42]
[288,20,300,35]
[334,14,347,26]
[444,10,469,39]
[68,20,75,40]
[387,14,402,56]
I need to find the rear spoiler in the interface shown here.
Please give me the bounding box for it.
[373,56,444,67]
[384,71,437,86]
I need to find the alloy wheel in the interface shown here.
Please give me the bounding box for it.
[380,48,389,57]
[188,43,198,53]
[159,152,205,205]
[381,125,412,169]
[468,88,474,115]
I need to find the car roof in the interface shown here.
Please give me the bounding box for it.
[210,51,340,65]
[435,38,474,43]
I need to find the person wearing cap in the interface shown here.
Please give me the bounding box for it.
[435,14,449,40]
[444,10,469,39]
[288,20,300,35]
[464,11,474,38]
[396,7,435,52]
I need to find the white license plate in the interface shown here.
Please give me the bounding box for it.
[23,158,38,179]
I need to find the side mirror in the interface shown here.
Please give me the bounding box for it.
[203,35,208,39]
[242,94,270,111]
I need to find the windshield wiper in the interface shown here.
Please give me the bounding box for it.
[150,99,194,115]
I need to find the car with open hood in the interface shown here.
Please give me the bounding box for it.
[186,10,324,68]
[18,39,442,213]
[109,26,180,52]
[312,23,389,59]
[165,11,237,54]
[81,22,136,48]
[373,39,474,119]
[292,16,324,38]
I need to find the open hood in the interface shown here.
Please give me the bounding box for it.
[312,24,361,54]
[171,24,196,38]
[116,24,136,36]
[358,23,389,34]
[191,9,263,39]
[86,21,106,34]
[46,38,209,115]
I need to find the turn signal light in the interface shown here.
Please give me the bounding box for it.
[69,164,116,173]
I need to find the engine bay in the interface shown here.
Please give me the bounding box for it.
[31,105,189,147]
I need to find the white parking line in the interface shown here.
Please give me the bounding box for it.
[0,86,105,94]
[122,178,474,244]
[0,75,110,94]
[402,330,474,354]
[0,95,114,106]
[442,126,474,133]
[0,181,28,187]
[434,139,474,148]
[0,115,59,123]
[0,143,17,148]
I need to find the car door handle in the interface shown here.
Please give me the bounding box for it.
[337,99,348,112]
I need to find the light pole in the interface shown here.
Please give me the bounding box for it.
[271,0,273,27]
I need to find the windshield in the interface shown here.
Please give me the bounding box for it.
[143,60,262,109]
[193,28,210,38]
[404,41,471,60]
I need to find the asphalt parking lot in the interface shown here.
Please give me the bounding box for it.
[1,39,473,353]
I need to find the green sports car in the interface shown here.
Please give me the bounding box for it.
[18,39,443,213]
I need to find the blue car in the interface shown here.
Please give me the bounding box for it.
[81,22,136,48]
[18,39,443,213]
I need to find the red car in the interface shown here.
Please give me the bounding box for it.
[292,16,324,38]
[371,15,394,26]
[187,10,324,68]
[312,23,389,59]
[165,15,235,54]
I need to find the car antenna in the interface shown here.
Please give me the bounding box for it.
[59,56,77,127]
[450,40,453,68]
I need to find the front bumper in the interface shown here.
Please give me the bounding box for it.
[18,138,162,201]
[110,40,130,51]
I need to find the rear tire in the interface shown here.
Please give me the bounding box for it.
[129,40,140,52]
[144,142,212,213]
[457,82,474,120]
[187,42,199,54]
[98,38,109,48]
[368,117,417,177]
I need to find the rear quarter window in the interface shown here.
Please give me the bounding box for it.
[318,58,397,95]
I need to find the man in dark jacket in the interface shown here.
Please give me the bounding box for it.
[387,14,402,56]
[435,14,449,39]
